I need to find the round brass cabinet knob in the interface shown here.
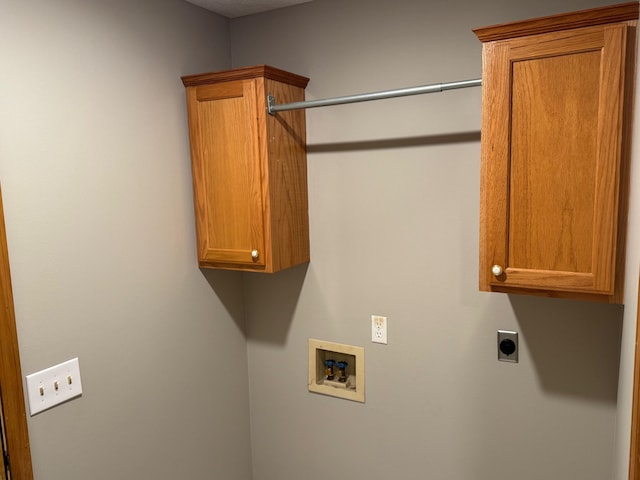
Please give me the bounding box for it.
[491,264,503,276]
[251,249,259,260]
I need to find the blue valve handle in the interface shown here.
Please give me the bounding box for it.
[324,359,336,380]
[336,361,348,383]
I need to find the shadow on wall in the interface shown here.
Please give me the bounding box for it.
[306,131,481,153]
[243,262,309,344]
[510,294,623,404]
[201,268,247,336]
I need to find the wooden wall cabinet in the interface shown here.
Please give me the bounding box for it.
[474,3,638,303]
[181,65,310,273]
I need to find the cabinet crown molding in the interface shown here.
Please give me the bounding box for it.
[473,1,639,43]
[181,64,310,89]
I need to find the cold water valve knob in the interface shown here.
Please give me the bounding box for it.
[336,361,348,383]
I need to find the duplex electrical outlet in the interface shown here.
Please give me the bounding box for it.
[26,357,83,415]
[371,315,388,344]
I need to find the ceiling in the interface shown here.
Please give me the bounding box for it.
[184,0,313,18]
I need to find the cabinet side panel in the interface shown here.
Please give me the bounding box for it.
[262,79,310,272]
[615,21,637,304]
[509,50,600,273]
[593,24,629,297]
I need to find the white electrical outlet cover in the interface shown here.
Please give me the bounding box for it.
[371,315,388,344]
[26,357,83,416]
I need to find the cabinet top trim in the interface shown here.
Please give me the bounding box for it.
[181,65,310,89]
[473,1,639,43]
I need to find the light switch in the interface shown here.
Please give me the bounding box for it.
[26,358,83,415]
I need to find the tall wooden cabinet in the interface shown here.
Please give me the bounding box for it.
[474,3,638,303]
[181,65,310,273]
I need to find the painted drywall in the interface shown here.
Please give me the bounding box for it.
[230,1,638,479]
[0,0,253,479]
[1,0,638,479]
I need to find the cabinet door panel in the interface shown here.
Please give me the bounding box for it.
[509,50,599,274]
[481,23,628,295]
[190,80,265,267]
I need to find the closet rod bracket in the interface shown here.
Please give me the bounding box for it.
[267,94,277,116]
[267,77,482,115]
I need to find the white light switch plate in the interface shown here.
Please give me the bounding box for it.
[26,357,83,415]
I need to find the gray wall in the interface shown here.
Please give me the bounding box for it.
[1,0,639,479]
[231,1,640,479]
[0,0,253,479]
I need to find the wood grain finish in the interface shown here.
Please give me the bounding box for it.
[476,4,637,302]
[510,50,599,274]
[182,64,309,89]
[473,1,638,42]
[183,66,309,273]
[260,78,310,273]
[0,188,33,478]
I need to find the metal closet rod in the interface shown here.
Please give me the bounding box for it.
[267,77,482,115]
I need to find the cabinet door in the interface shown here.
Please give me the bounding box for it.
[187,79,266,269]
[480,23,629,296]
